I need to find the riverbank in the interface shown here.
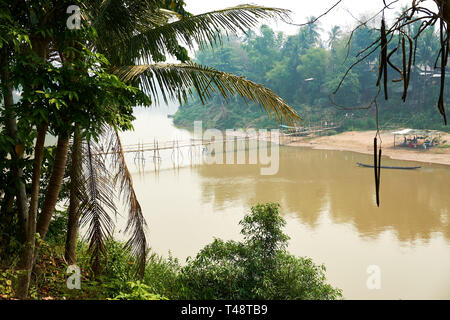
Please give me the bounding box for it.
[284,130,450,166]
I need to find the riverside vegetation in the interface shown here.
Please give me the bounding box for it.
[174,23,450,132]
[1,203,342,300]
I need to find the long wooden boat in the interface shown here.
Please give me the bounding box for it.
[356,162,421,170]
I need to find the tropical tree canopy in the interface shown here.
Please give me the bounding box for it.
[0,0,300,298]
[328,0,450,125]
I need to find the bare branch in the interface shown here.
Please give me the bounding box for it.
[282,0,343,27]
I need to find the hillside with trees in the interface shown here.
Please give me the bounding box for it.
[174,22,450,132]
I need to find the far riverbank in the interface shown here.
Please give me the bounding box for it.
[284,130,450,166]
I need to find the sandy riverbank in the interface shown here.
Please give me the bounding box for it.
[284,130,450,166]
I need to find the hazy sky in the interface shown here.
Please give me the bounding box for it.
[184,0,425,37]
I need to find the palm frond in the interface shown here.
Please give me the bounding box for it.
[82,0,166,32]
[75,126,147,277]
[114,62,300,125]
[102,5,291,64]
[108,127,148,277]
[158,4,291,49]
[83,0,172,62]
[79,138,117,275]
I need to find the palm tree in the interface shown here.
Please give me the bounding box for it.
[327,25,341,50]
[304,16,322,46]
[1,0,300,297]
[63,1,300,278]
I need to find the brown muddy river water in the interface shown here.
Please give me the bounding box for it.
[117,107,450,300]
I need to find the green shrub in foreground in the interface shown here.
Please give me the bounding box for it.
[111,281,167,300]
[176,203,342,300]
[74,203,342,300]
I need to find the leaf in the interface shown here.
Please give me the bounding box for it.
[79,137,117,275]
[108,127,148,277]
[100,5,291,65]
[114,62,299,125]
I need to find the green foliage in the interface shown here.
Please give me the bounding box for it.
[342,117,376,131]
[111,281,167,300]
[98,241,138,294]
[241,203,289,261]
[0,269,18,298]
[174,24,450,132]
[177,203,342,300]
[72,240,180,299]
[15,44,150,140]
[0,211,22,262]
[45,210,68,246]
[143,252,181,299]
[0,202,341,300]
[255,253,341,300]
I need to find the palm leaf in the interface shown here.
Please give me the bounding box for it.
[76,126,148,277]
[83,1,177,64]
[100,4,291,64]
[108,127,148,277]
[114,62,300,125]
[79,138,117,275]
[82,0,166,32]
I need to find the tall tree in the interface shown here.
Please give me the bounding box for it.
[327,25,341,50]
[0,0,300,298]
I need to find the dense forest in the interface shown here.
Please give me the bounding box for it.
[174,21,449,132]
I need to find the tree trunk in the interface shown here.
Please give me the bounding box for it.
[31,133,70,287]
[65,128,82,265]
[35,134,70,244]
[435,0,450,25]
[0,47,28,237]
[27,123,48,237]
[15,123,48,299]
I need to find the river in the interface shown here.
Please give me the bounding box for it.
[116,105,450,300]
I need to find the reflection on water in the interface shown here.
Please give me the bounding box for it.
[197,147,450,244]
[117,108,450,299]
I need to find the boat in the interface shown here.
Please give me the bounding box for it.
[356,162,421,170]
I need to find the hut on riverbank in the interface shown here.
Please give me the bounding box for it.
[393,129,441,149]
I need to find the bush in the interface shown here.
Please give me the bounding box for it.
[77,240,180,299]
[99,241,138,295]
[143,252,181,298]
[111,281,167,300]
[25,204,341,300]
[326,130,338,136]
[177,203,342,300]
[45,210,68,246]
[0,269,18,299]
